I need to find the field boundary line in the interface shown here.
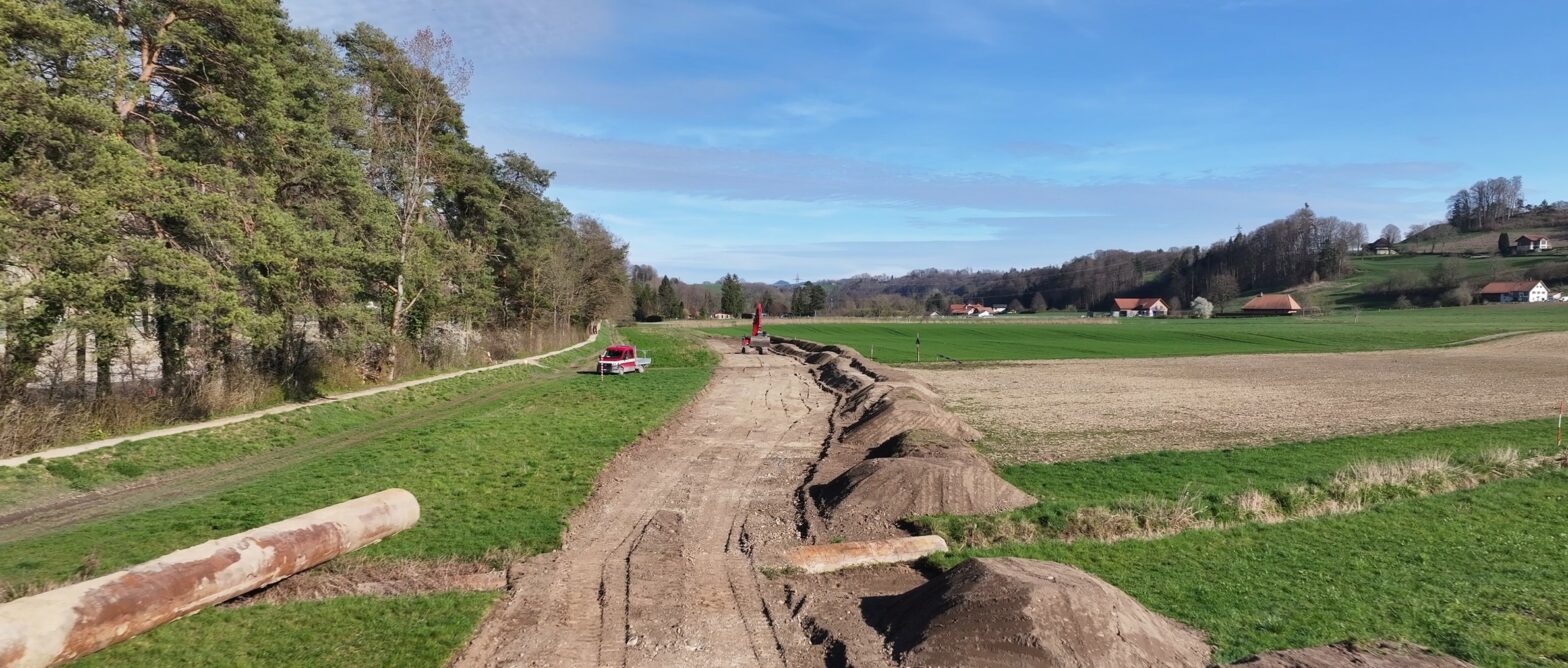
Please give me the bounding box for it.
[1436,330,1530,347]
[0,326,602,468]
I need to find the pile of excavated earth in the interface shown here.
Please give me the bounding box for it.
[766,338,1474,668]
[772,338,1035,540]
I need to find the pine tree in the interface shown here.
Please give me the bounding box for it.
[657,277,682,319]
[719,274,744,316]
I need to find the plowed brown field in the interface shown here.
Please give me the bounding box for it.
[911,332,1568,464]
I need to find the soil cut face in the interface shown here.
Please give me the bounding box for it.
[455,342,840,667]
[912,332,1568,464]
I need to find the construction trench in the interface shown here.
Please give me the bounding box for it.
[453,338,1471,668]
[0,337,1476,667]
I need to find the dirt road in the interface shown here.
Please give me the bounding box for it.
[457,343,837,667]
[915,331,1568,464]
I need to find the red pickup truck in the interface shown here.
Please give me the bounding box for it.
[598,345,652,375]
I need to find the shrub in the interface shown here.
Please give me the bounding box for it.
[1440,285,1474,307]
[1190,297,1214,319]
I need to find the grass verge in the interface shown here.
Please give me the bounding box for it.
[929,470,1568,666]
[74,593,498,668]
[0,328,612,508]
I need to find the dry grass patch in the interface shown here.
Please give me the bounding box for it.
[932,448,1562,548]
[229,557,504,607]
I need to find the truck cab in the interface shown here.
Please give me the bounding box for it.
[598,345,651,375]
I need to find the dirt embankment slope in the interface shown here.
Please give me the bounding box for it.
[914,331,1568,464]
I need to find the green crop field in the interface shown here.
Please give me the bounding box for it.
[918,420,1568,666]
[0,326,716,666]
[705,304,1568,364]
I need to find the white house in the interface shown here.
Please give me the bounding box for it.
[1516,235,1552,252]
[1110,297,1170,317]
[1479,280,1549,303]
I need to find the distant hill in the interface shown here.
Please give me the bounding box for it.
[1288,253,1568,310]
[1402,205,1568,254]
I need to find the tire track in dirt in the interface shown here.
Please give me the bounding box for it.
[457,343,834,667]
[0,372,562,544]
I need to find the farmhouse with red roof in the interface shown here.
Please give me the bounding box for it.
[1110,297,1169,317]
[1479,280,1548,303]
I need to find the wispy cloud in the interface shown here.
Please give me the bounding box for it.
[282,0,1568,282]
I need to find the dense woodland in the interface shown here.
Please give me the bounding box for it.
[1,0,629,447]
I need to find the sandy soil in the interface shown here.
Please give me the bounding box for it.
[911,332,1568,464]
[457,343,843,667]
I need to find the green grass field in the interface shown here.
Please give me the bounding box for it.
[916,419,1568,666]
[0,326,716,666]
[76,593,499,668]
[918,419,1564,541]
[930,470,1568,666]
[705,305,1568,364]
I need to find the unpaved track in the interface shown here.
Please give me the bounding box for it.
[458,343,835,667]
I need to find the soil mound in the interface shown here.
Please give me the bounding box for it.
[877,558,1211,668]
[816,458,1034,533]
[869,429,984,462]
[1228,641,1474,667]
[841,397,981,447]
[804,350,838,365]
[819,358,878,395]
[772,342,809,357]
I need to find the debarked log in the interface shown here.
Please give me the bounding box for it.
[0,488,419,667]
[785,535,949,574]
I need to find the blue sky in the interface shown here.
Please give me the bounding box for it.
[284,0,1568,283]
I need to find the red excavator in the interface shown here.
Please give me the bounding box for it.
[740,303,770,354]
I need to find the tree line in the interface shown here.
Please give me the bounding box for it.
[0,1,629,417]
[654,206,1373,319]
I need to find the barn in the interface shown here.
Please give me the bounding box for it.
[1241,294,1303,315]
[1479,280,1548,303]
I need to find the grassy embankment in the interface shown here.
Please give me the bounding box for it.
[1291,253,1568,310]
[916,420,1568,666]
[0,325,715,667]
[705,304,1568,364]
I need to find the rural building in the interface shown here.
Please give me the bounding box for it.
[948,303,994,316]
[1364,239,1398,255]
[1479,280,1549,303]
[1515,235,1552,252]
[711,312,734,319]
[1241,293,1303,315]
[1110,297,1169,317]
